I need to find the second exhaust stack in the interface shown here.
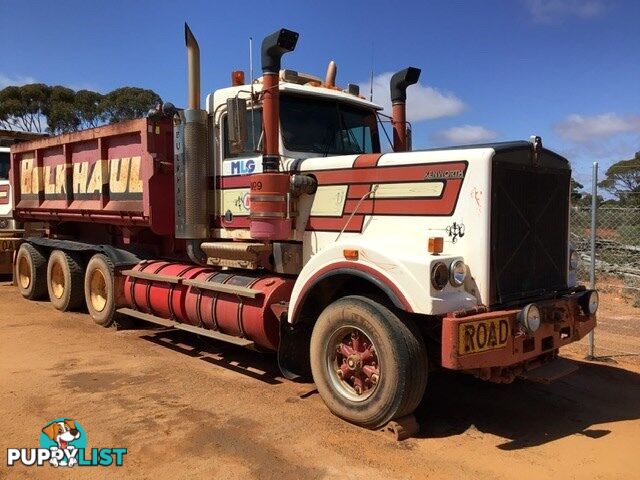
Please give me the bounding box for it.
[390,67,421,152]
[248,28,298,241]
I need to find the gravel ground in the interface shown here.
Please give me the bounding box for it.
[1,284,639,480]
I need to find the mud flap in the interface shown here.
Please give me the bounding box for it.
[277,320,313,381]
[518,357,579,384]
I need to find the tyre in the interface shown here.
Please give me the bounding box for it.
[310,295,428,429]
[84,254,123,327]
[47,250,85,311]
[15,243,48,300]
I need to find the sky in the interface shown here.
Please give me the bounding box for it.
[1,0,639,189]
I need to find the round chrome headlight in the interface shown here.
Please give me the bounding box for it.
[0,218,7,229]
[519,303,541,333]
[582,290,599,315]
[449,260,467,287]
[569,250,579,270]
[431,262,449,290]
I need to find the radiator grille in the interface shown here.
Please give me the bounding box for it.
[490,157,569,305]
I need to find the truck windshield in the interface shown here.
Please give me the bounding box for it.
[0,151,9,179]
[280,95,380,155]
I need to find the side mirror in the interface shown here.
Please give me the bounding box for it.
[227,98,247,154]
[406,124,413,152]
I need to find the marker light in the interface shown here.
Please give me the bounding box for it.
[343,249,359,261]
[428,237,444,255]
[231,70,245,86]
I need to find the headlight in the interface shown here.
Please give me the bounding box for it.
[449,260,466,287]
[580,290,599,315]
[0,218,7,229]
[431,262,449,290]
[569,250,579,270]
[518,303,541,333]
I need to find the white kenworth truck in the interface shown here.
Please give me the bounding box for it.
[11,26,598,431]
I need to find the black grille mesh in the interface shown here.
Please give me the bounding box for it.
[490,160,569,305]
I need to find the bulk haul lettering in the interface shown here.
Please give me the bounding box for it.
[19,156,143,197]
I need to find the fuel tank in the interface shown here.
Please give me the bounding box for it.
[123,261,294,350]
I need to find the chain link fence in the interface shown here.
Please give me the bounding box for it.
[569,174,640,362]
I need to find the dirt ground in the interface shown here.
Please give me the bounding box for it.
[1,283,639,480]
[565,288,640,364]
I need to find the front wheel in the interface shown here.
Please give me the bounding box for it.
[310,296,427,429]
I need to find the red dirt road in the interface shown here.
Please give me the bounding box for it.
[1,284,639,479]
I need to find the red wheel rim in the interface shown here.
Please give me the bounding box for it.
[327,326,380,401]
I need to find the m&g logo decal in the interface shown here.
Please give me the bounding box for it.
[19,156,143,199]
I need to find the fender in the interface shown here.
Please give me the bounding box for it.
[287,237,478,323]
[290,262,413,322]
[20,237,146,267]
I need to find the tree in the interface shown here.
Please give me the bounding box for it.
[45,86,79,134]
[599,152,640,205]
[0,83,50,132]
[74,89,105,129]
[571,178,584,203]
[0,83,161,134]
[102,87,161,124]
[577,192,604,207]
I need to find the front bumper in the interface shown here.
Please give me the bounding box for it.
[441,290,596,374]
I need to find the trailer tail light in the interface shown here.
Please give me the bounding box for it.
[428,237,443,254]
[232,70,245,86]
[343,249,359,261]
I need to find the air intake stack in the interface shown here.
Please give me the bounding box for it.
[249,28,299,241]
[390,67,421,152]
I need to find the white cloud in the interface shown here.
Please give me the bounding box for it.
[431,125,498,145]
[523,0,606,23]
[361,72,465,122]
[554,113,640,143]
[0,73,37,89]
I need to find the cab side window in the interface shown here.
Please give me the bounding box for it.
[223,108,262,158]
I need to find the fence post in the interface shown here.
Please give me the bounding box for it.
[588,162,598,359]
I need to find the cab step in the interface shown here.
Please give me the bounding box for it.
[117,307,255,348]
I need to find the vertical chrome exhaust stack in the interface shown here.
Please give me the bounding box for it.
[390,67,421,152]
[175,23,208,263]
[185,24,201,110]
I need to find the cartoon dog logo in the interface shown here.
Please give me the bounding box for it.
[41,419,81,467]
